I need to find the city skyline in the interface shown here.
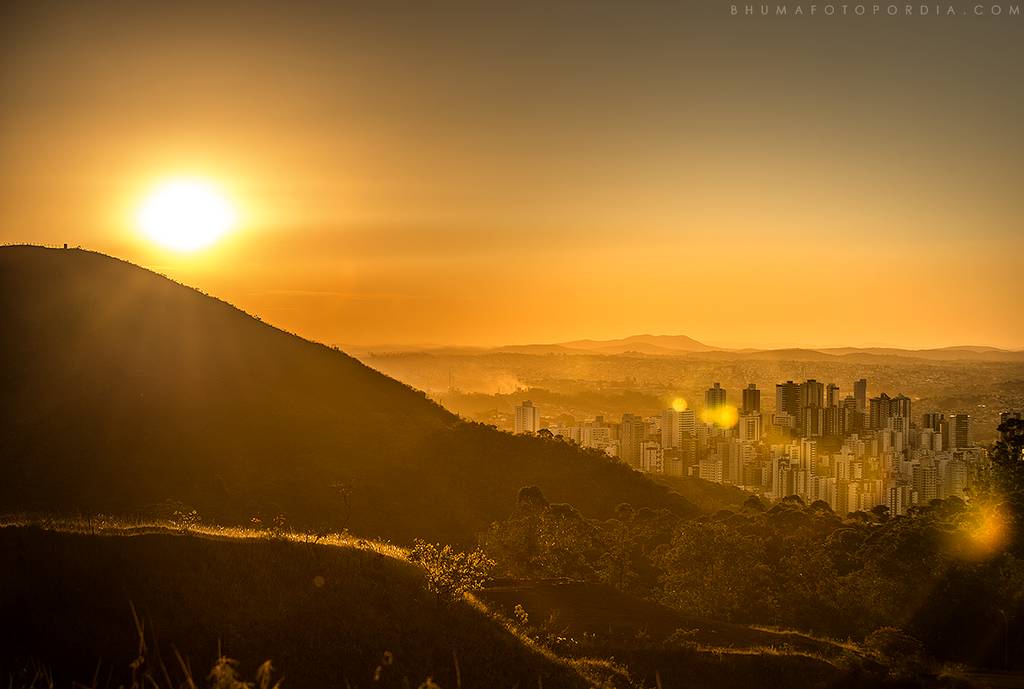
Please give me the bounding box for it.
[512,376,1004,517]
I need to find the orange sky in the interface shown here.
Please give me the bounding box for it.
[2,1,1022,349]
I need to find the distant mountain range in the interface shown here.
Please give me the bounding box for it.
[345,334,1024,362]
[0,246,696,545]
[556,333,717,355]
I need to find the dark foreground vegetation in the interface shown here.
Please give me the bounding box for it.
[477,420,1024,674]
[480,488,1023,669]
[2,523,992,689]
[0,525,622,689]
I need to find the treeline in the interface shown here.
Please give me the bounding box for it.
[480,419,1024,669]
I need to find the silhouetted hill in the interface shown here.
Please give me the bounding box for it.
[0,246,695,544]
[0,524,619,688]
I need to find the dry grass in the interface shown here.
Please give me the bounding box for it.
[1,519,629,689]
[0,512,408,558]
[2,515,938,689]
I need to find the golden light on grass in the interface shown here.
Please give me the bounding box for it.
[137,178,237,252]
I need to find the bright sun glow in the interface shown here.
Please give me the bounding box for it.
[138,179,237,251]
[699,404,739,429]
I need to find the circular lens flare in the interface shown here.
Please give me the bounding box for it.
[700,404,739,428]
[138,179,237,251]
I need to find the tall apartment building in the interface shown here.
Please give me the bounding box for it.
[705,382,727,410]
[620,413,646,469]
[952,413,971,448]
[662,408,696,449]
[776,380,800,419]
[514,400,539,434]
[738,413,763,442]
[826,383,841,408]
[741,383,761,414]
[854,378,868,413]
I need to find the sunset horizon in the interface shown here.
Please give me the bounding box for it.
[3,2,1023,688]
[4,1,1022,352]
[9,242,1024,352]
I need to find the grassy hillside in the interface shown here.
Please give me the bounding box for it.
[478,581,848,653]
[0,523,623,689]
[650,476,751,513]
[2,523,948,689]
[477,582,977,689]
[0,246,696,545]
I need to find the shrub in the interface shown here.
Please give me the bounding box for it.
[408,540,494,602]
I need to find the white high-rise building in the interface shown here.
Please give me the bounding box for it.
[514,400,539,435]
[698,455,723,482]
[661,408,696,448]
[798,438,817,470]
[641,441,665,474]
[579,424,611,449]
[738,413,762,442]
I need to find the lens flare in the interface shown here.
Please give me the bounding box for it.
[964,504,1010,558]
[699,404,739,428]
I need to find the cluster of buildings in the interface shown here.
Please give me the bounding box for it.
[514,380,1002,516]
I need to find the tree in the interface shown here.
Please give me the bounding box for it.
[482,489,599,580]
[516,485,549,511]
[991,418,1024,497]
[992,418,1024,554]
[656,520,774,623]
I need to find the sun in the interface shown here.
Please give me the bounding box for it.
[137,179,237,251]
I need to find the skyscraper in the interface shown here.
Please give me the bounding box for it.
[741,383,761,414]
[776,380,800,418]
[952,413,971,448]
[799,379,824,409]
[662,408,696,449]
[891,394,912,420]
[869,393,911,431]
[869,393,892,430]
[854,379,868,414]
[797,379,824,437]
[705,383,726,410]
[823,405,843,439]
[826,383,841,408]
[738,413,762,442]
[842,394,860,433]
[620,413,646,468]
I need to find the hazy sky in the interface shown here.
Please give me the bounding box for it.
[2,0,1022,349]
